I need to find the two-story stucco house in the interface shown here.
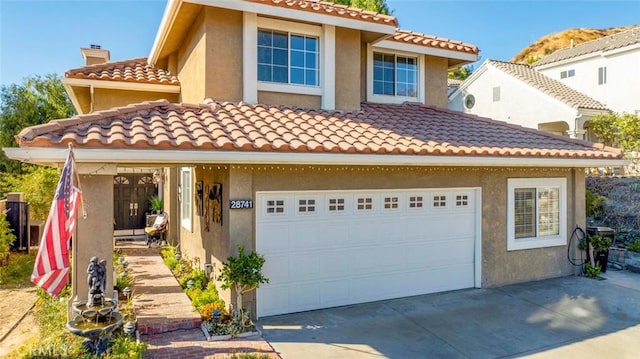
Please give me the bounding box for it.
[449,59,610,141]
[5,0,624,318]
[533,27,640,115]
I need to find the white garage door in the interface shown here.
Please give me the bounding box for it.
[256,188,480,317]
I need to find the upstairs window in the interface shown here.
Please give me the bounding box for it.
[560,69,575,79]
[492,87,501,102]
[373,52,418,97]
[258,29,319,86]
[598,67,607,85]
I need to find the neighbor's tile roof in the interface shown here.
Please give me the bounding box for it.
[489,60,608,111]
[16,99,620,160]
[534,27,640,66]
[390,29,479,55]
[65,58,180,86]
[247,0,397,26]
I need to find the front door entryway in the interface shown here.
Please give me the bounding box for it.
[113,173,156,231]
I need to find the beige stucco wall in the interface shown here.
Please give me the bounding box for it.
[70,87,178,114]
[424,56,449,108]
[335,27,361,111]
[178,10,207,104]
[93,89,179,112]
[204,7,243,102]
[258,91,321,109]
[178,166,232,306]
[177,164,585,316]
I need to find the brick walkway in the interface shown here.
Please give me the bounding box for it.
[118,240,280,358]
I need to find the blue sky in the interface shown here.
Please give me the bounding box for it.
[1,0,638,87]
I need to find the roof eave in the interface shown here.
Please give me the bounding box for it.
[149,0,397,65]
[61,77,181,93]
[3,147,626,168]
[375,40,479,62]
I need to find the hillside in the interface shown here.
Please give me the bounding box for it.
[511,26,637,64]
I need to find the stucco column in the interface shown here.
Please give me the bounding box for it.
[228,167,253,253]
[71,166,116,304]
[226,167,255,314]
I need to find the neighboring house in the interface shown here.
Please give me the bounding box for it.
[449,59,610,141]
[447,78,463,96]
[5,0,624,318]
[533,26,640,115]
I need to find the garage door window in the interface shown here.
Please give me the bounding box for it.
[328,198,345,212]
[298,199,316,214]
[408,196,423,209]
[383,196,399,210]
[356,197,373,211]
[266,200,285,215]
[456,194,469,207]
[432,195,447,208]
[507,178,566,250]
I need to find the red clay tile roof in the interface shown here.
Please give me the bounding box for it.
[65,58,179,86]
[390,29,479,55]
[16,99,621,159]
[247,0,398,26]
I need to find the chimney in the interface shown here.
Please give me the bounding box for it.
[80,44,110,65]
[570,39,574,48]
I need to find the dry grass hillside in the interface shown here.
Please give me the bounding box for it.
[511,26,636,64]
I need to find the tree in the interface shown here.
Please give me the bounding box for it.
[0,74,75,173]
[325,0,391,15]
[218,246,268,321]
[448,65,474,80]
[589,112,640,151]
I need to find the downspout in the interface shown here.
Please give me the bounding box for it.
[90,85,95,113]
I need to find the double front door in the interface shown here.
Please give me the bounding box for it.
[114,173,156,230]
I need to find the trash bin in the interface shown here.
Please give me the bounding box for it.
[586,226,615,272]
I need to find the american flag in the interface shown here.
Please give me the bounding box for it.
[31,150,81,297]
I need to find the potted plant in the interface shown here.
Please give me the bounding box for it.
[149,195,164,214]
[588,234,612,273]
[218,246,268,324]
[625,240,640,273]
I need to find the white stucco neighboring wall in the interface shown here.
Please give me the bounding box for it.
[536,46,640,114]
[449,64,578,136]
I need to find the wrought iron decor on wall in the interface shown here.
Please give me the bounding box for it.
[195,180,204,216]
[202,182,223,232]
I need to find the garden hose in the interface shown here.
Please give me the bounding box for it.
[568,226,586,267]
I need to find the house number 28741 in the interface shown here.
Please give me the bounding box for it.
[229,199,253,209]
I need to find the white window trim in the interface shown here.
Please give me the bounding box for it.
[367,44,426,104]
[507,178,567,251]
[180,167,193,232]
[243,15,335,108]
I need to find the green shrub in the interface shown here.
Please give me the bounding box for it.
[230,353,272,359]
[200,301,228,321]
[627,240,640,253]
[103,332,146,359]
[584,262,601,278]
[191,282,225,312]
[163,256,178,271]
[0,252,35,288]
[0,211,16,260]
[179,268,208,290]
[1,166,59,220]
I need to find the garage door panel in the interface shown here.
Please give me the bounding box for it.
[263,254,290,284]
[259,224,290,253]
[257,188,478,317]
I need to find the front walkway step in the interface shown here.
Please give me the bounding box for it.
[142,329,281,359]
[120,245,201,335]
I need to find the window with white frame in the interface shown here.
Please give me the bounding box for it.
[598,67,607,85]
[367,45,424,104]
[180,167,192,231]
[257,29,319,86]
[492,86,501,102]
[266,199,285,215]
[298,199,316,213]
[383,196,399,209]
[408,195,423,209]
[507,178,567,251]
[373,52,418,97]
[356,197,373,211]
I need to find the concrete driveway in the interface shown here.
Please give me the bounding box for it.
[257,270,640,358]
